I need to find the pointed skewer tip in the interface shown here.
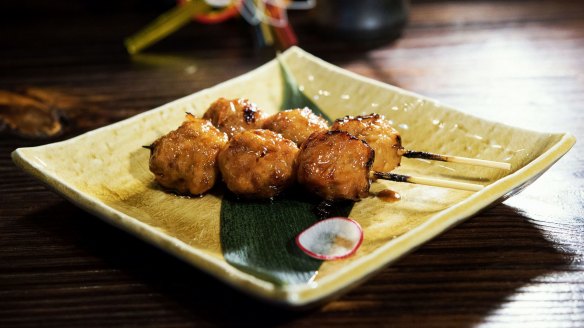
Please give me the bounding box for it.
[402,150,511,170]
[372,172,484,192]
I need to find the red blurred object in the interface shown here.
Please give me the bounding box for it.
[265,1,297,50]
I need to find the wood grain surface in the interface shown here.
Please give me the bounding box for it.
[1,0,583,326]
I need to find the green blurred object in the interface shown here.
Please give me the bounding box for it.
[125,1,207,55]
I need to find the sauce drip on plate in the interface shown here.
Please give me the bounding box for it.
[377,189,401,203]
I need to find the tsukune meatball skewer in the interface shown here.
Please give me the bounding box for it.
[147,104,490,199]
[331,113,511,171]
[202,99,510,172]
[297,130,483,202]
[145,117,479,200]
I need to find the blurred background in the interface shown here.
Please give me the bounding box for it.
[1,0,582,139]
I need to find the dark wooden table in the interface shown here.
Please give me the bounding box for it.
[2,1,583,326]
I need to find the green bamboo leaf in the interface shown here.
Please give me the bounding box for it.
[277,52,332,122]
[220,190,353,285]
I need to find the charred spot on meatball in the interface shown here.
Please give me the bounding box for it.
[203,98,267,138]
[243,104,258,123]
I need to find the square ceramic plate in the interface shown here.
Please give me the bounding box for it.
[12,47,575,307]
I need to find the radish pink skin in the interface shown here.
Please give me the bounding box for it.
[296,217,364,260]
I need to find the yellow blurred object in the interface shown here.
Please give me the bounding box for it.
[124,1,207,55]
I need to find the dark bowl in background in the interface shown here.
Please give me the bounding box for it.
[311,0,409,41]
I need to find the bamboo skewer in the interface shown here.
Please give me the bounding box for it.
[372,172,484,192]
[400,150,511,170]
[144,146,484,193]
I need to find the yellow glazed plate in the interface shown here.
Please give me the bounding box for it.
[12,47,575,307]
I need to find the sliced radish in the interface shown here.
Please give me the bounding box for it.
[296,217,363,260]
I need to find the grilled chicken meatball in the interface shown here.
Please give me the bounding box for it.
[218,129,299,199]
[297,130,375,201]
[331,114,403,172]
[262,107,329,145]
[148,114,228,195]
[203,97,267,138]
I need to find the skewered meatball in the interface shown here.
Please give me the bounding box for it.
[262,107,329,145]
[218,129,299,199]
[148,114,228,195]
[331,114,403,172]
[203,97,267,138]
[297,130,375,201]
